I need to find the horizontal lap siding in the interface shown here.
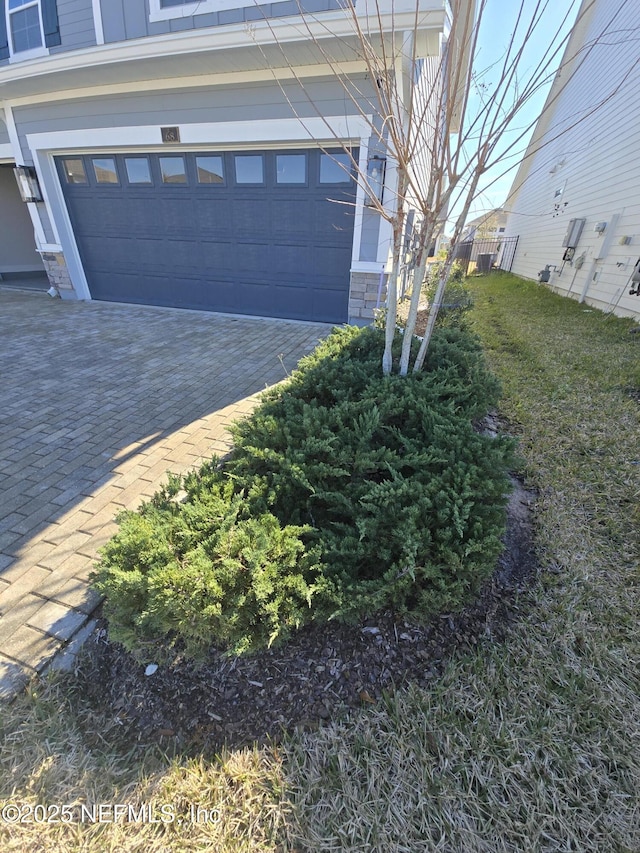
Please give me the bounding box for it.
[103,0,343,42]
[50,0,97,53]
[13,78,373,155]
[505,0,640,318]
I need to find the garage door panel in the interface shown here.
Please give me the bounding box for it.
[312,245,354,279]
[230,198,272,237]
[57,148,357,323]
[200,240,236,272]
[271,199,314,234]
[193,197,234,238]
[234,241,271,274]
[269,244,312,278]
[156,197,200,237]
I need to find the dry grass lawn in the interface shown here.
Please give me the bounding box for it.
[1,272,638,851]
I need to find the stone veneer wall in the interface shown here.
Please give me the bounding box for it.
[39,252,74,297]
[349,271,387,323]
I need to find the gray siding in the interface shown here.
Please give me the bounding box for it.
[0,116,9,146]
[13,78,373,155]
[359,210,380,262]
[103,0,342,43]
[0,166,43,272]
[50,0,97,54]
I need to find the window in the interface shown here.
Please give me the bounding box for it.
[125,157,152,185]
[2,0,58,60]
[319,153,353,184]
[8,0,41,52]
[62,159,87,185]
[234,155,263,185]
[159,156,187,184]
[92,158,118,184]
[276,154,306,184]
[196,156,224,184]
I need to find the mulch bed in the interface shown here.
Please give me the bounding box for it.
[71,472,537,756]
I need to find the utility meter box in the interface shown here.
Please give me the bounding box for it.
[631,258,640,283]
[562,218,586,249]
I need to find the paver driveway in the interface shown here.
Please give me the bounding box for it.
[0,290,331,699]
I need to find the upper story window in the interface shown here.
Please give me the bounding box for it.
[0,0,59,62]
[8,0,42,53]
[149,0,293,22]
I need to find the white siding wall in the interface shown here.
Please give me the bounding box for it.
[504,0,640,319]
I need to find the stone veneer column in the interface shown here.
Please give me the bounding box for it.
[348,271,387,324]
[39,252,75,298]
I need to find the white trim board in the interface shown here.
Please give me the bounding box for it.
[26,115,373,152]
[91,0,105,45]
[2,104,47,247]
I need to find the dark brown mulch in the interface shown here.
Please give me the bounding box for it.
[71,476,537,757]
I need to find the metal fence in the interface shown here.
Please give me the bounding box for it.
[453,236,519,275]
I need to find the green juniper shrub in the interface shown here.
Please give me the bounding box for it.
[91,473,329,657]
[91,324,514,657]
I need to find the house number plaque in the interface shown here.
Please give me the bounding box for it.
[161,127,181,143]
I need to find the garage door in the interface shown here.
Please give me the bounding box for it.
[56,148,358,323]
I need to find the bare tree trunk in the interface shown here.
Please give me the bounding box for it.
[412,253,455,372]
[382,220,403,375]
[398,252,428,376]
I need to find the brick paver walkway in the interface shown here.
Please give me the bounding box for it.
[0,290,330,699]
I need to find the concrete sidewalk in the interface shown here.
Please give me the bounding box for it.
[0,290,330,699]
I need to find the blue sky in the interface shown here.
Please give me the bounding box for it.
[454,0,581,223]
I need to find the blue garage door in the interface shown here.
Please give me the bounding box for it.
[56,148,358,323]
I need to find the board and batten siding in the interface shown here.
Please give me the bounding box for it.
[504,0,640,319]
[101,0,345,42]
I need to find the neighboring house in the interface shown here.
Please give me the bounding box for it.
[0,0,469,325]
[460,208,507,243]
[502,0,640,320]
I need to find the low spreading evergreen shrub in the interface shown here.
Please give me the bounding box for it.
[91,325,514,657]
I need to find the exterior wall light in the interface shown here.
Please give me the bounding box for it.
[14,165,43,203]
[365,155,386,206]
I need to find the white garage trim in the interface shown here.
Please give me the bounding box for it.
[26,114,374,303]
[3,104,47,248]
[26,114,373,152]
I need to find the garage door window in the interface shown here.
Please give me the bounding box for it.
[159,156,187,184]
[92,158,118,185]
[234,155,263,185]
[61,158,87,185]
[276,154,306,184]
[196,156,224,184]
[125,157,152,185]
[320,153,353,183]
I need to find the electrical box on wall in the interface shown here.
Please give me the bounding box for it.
[562,218,586,249]
[594,221,607,233]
